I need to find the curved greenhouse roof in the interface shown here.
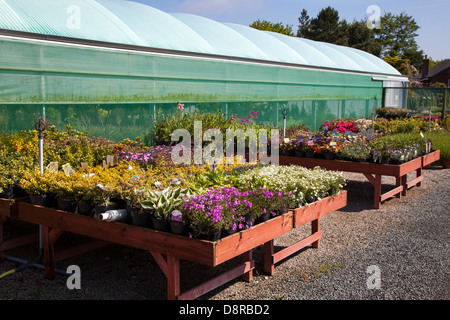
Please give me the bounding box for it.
[0,0,401,76]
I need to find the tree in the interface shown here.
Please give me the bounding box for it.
[383,56,418,78]
[297,8,380,56]
[297,9,311,37]
[347,20,382,56]
[374,12,423,62]
[250,19,294,36]
[297,7,349,46]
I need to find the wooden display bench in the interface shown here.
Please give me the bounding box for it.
[422,150,441,168]
[279,151,440,209]
[17,191,347,300]
[0,197,38,262]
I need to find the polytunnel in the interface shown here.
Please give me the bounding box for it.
[0,0,408,139]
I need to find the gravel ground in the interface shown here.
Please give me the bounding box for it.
[0,164,449,302]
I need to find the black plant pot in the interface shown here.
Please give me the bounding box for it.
[324,153,336,160]
[223,228,237,237]
[151,217,169,232]
[1,186,27,200]
[78,201,94,216]
[201,228,222,241]
[295,151,305,158]
[169,220,186,235]
[30,194,55,208]
[57,198,78,213]
[130,209,152,228]
[305,151,315,158]
[256,212,271,224]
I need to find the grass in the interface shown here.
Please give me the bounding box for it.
[426,131,450,160]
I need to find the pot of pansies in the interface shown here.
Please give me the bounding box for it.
[19,169,57,208]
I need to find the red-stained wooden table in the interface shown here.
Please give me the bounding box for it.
[0,197,38,262]
[17,191,347,300]
[279,151,440,209]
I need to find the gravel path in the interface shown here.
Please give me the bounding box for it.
[1,165,449,301]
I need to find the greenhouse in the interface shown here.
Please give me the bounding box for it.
[0,0,408,140]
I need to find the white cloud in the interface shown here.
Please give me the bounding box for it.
[177,0,267,16]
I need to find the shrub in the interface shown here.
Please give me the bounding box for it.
[376,107,410,119]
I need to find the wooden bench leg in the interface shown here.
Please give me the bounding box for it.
[395,177,402,198]
[417,168,423,187]
[401,175,408,197]
[43,226,56,280]
[311,219,320,248]
[0,217,4,262]
[264,240,275,276]
[241,250,253,282]
[373,174,382,209]
[167,255,180,300]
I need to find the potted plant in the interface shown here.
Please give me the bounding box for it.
[52,171,86,213]
[140,187,192,232]
[19,169,57,207]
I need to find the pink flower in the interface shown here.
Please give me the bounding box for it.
[178,102,185,111]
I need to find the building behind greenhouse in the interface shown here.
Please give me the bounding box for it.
[0,0,408,141]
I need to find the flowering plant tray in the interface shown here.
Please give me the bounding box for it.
[17,191,347,300]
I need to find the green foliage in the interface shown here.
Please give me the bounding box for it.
[374,116,440,135]
[250,19,294,36]
[146,109,229,146]
[141,187,192,219]
[425,132,450,160]
[297,6,349,46]
[376,107,410,119]
[374,12,422,61]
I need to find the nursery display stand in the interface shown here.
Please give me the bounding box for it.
[17,191,347,300]
[279,151,440,209]
[0,197,38,262]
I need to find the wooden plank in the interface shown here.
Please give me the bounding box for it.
[422,150,440,167]
[18,203,215,267]
[406,175,424,189]
[0,233,39,251]
[0,197,30,218]
[279,156,401,176]
[293,191,347,228]
[272,231,322,265]
[0,199,11,218]
[177,260,255,300]
[150,252,168,277]
[380,185,404,202]
[55,240,110,262]
[214,211,294,266]
[399,157,422,176]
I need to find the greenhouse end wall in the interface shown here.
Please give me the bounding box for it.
[0,36,383,141]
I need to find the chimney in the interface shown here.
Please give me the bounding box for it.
[422,55,429,78]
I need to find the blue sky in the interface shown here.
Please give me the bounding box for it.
[133,0,449,61]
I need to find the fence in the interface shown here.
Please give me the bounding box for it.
[383,87,449,117]
[0,98,377,142]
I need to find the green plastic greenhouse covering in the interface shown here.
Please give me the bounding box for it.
[0,0,408,140]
